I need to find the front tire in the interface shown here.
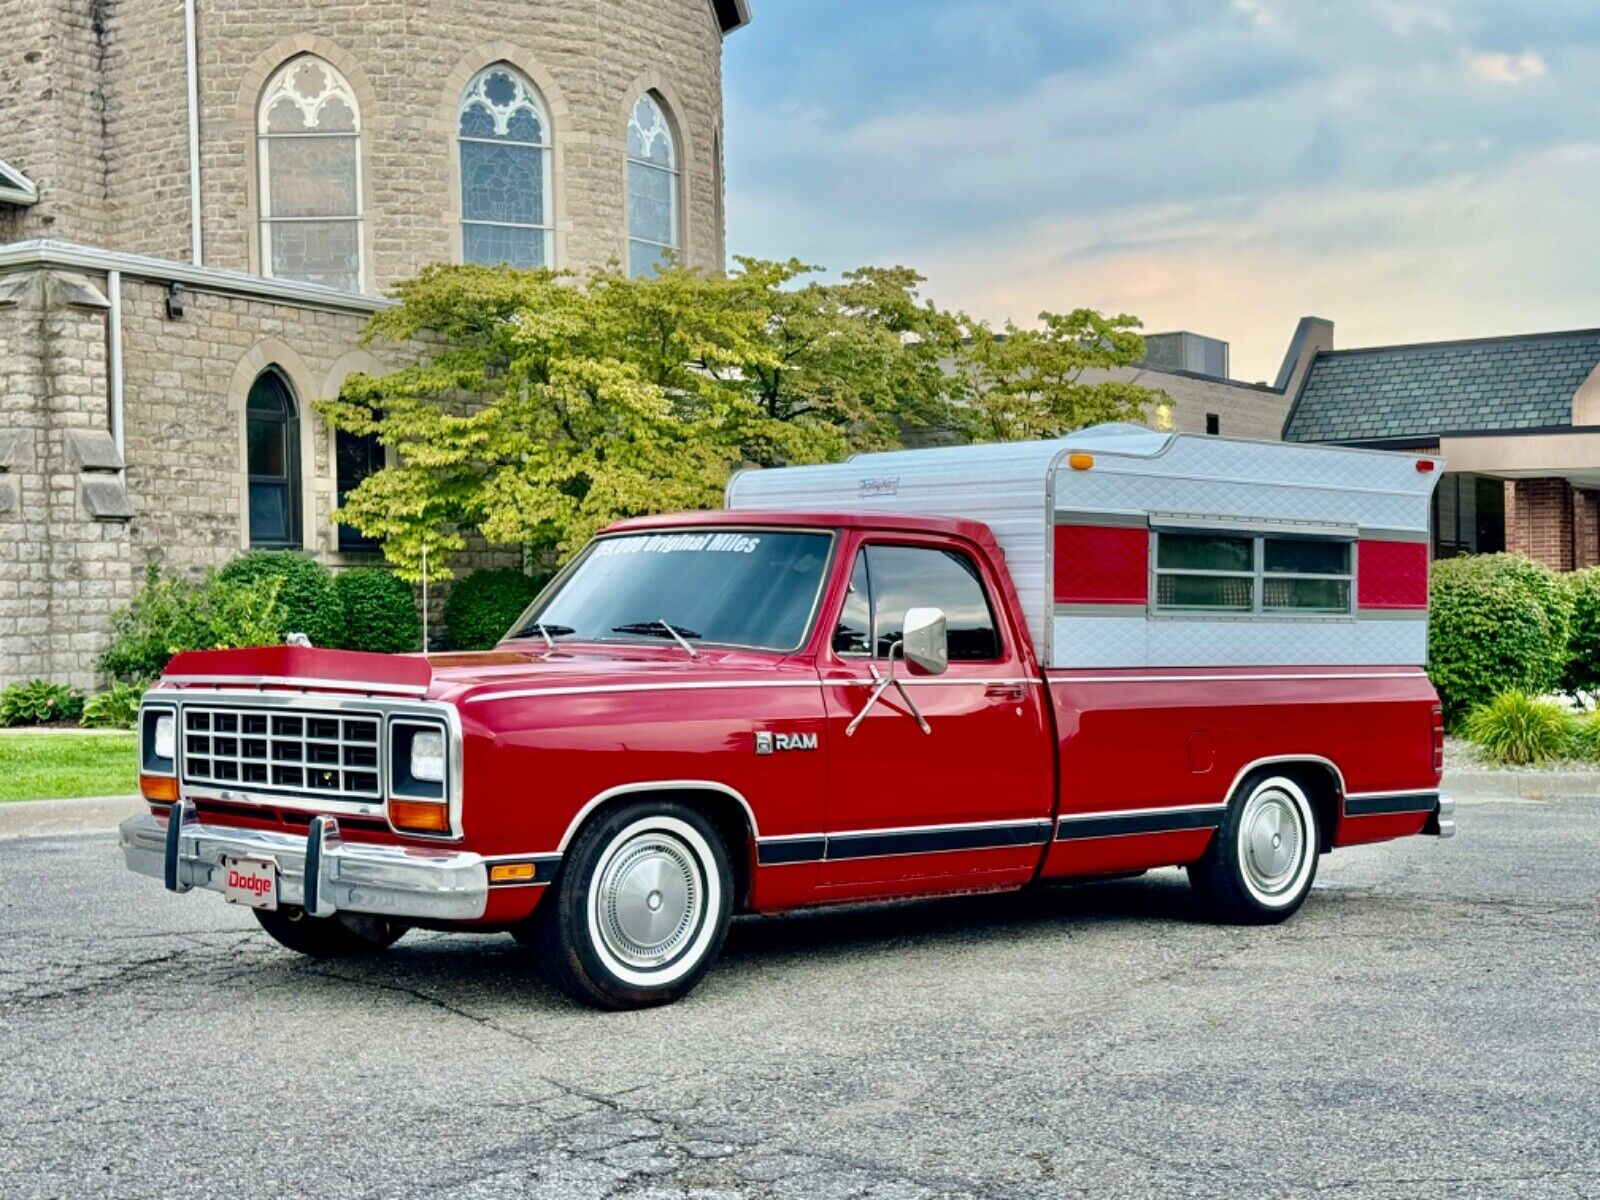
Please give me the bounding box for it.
[1188,774,1319,924]
[535,802,732,1010]
[254,907,406,958]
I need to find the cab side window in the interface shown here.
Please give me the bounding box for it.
[831,543,1002,662]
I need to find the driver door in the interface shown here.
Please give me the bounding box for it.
[817,535,1054,893]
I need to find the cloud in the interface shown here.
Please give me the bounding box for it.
[909,143,1600,381]
[725,2,1600,375]
[1466,50,1548,85]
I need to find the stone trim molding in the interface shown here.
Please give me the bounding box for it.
[229,339,324,553]
[618,72,696,267]
[436,44,573,270]
[0,241,391,316]
[233,36,382,287]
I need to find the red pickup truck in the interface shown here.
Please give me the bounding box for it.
[122,426,1451,1008]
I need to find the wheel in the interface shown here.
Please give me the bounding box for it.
[1188,774,1319,924]
[533,802,732,1010]
[254,906,406,958]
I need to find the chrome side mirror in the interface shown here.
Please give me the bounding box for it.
[901,607,948,676]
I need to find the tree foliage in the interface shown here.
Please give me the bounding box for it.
[953,308,1165,442]
[321,260,1163,577]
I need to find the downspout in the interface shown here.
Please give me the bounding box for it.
[184,0,202,264]
[107,269,123,458]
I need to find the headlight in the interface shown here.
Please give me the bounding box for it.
[153,714,176,762]
[410,729,446,783]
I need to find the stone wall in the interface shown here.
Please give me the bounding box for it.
[0,0,110,245]
[16,0,727,282]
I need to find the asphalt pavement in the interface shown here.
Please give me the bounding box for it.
[1,791,1596,1199]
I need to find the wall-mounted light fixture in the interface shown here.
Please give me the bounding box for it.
[165,282,186,320]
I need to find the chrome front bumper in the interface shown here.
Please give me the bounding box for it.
[119,800,489,921]
[1425,794,1456,839]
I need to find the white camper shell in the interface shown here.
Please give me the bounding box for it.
[725,424,1441,671]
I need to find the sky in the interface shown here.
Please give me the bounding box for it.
[723,0,1600,383]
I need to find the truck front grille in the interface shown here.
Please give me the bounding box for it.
[181,705,382,801]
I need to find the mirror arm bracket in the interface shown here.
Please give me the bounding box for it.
[844,645,931,737]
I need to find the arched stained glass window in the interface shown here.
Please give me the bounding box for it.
[246,370,302,548]
[627,93,680,277]
[257,55,363,292]
[458,66,553,268]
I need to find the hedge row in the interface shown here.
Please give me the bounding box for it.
[1429,554,1598,728]
[98,553,547,682]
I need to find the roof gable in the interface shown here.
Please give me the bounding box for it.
[1284,329,1600,443]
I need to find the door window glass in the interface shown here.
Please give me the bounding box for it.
[834,544,1001,662]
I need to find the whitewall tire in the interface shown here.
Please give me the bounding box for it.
[535,801,732,1009]
[1189,774,1320,924]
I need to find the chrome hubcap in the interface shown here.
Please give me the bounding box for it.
[594,832,701,971]
[1240,787,1305,896]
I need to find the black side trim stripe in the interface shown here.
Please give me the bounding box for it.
[1055,808,1224,841]
[756,821,1051,866]
[1344,792,1438,817]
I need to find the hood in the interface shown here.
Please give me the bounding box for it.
[424,642,792,703]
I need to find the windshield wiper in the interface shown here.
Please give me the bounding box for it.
[512,621,575,645]
[611,619,701,658]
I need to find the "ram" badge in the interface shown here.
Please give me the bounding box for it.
[754,730,819,755]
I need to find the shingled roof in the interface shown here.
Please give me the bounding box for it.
[1283,328,1600,443]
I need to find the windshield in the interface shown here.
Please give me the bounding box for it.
[508,529,834,652]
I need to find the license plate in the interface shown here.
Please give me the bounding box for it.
[222,856,278,910]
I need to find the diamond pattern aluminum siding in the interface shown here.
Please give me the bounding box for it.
[1285,330,1600,443]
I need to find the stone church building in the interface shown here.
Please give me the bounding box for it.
[0,0,751,687]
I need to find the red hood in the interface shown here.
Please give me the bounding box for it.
[159,642,800,703]
[424,642,799,702]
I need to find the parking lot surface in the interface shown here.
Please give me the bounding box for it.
[1,792,1596,1199]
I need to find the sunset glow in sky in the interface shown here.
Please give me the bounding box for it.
[724,1,1600,382]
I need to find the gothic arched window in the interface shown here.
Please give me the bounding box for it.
[245,369,302,548]
[258,55,364,291]
[459,65,554,267]
[627,92,680,277]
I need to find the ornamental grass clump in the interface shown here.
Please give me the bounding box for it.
[1463,691,1577,766]
[1569,710,1600,762]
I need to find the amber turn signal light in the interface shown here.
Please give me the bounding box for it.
[488,862,537,884]
[139,773,179,804]
[389,799,451,834]
[1068,452,1094,470]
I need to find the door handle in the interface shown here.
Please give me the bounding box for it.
[985,684,1026,702]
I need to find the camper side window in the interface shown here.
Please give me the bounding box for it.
[1153,531,1352,616]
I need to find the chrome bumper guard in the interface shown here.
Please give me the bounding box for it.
[1424,794,1455,839]
[120,799,489,921]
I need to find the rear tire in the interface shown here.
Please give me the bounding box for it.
[1188,774,1319,924]
[254,907,406,958]
[534,802,732,1010]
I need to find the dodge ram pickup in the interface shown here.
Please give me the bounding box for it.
[122,425,1452,1009]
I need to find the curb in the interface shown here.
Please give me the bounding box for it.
[0,794,143,840]
[1444,771,1600,800]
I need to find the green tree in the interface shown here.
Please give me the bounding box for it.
[954,308,1166,442]
[320,258,965,578]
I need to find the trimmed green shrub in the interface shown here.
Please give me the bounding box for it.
[1463,691,1577,766]
[1428,554,1571,729]
[443,568,546,650]
[1564,567,1600,697]
[1,680,86,727]
[81,682,145,729]
[218,551,344,649]
[333,568,421,654]
[100,564,284,682]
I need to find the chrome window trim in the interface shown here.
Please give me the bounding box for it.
[502,525,840,656]
[464,676,1042,705]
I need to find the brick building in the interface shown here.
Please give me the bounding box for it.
[0,0,750,686]
[1283,326,1600,572]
